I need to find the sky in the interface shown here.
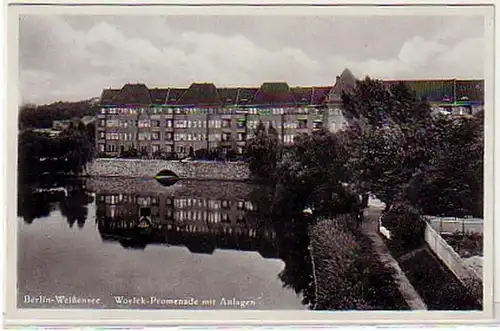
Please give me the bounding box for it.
[19,14,486,105]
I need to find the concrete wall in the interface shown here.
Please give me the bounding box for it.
[85,158,250,181]
[424,223,483,304]
[425,223,483,282]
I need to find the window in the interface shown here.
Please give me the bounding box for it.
[222,132,231,142]
[284,134,295,144]
[221,213,231,223]
[237,133,246,141]
[165,132,173,141]
[138,132,151,141]
[297,119,308,129]
[247,120,257,129]
[99,119,105,127]
[175,120,187,128]
[165,144,173,152]
[222,119,231,128]
[105,132,120,140]
[174,133,186,141]
[98,131,105,139]
[100,108,106,115]
[106,144,117,152]
[98,144,105,152]
[152,145,160,153]
[313,121,322,129]
[166,120,173,128]
[138,119,151,128]
[176,146,185,154]
[236,119,246,129]
[236,146,244,154]
[106,119,119,128]
[152,120,160,127]
[152,132,160,140]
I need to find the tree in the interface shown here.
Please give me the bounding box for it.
[272,128,352,221]
[341,78,435,210]
[405,112,484,217]
[245,121,282,184]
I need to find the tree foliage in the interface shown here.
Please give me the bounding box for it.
[341,77,483,217]
[19,99,99,129]
[405,112,484,217]
[272,128,356,221]
[18,126,96,181]
[341,78,434,209]
[245,121,281,184]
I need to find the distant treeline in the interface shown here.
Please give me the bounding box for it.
[18,126,95,183]
[19,99,99,129]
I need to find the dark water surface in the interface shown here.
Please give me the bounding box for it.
[17,177,312,310]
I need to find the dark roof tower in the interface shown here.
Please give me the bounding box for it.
[327,68,357,103]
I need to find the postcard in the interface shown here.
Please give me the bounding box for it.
[3,1,497,327]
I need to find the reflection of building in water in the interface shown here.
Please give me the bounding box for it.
[96,193,277,258]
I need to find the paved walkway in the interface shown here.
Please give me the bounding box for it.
[361,206,428,310]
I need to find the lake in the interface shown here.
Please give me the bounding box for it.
[17,177,313,310]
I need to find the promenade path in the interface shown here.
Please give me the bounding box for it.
[361,206,427,310]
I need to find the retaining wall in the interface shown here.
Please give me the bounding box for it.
[85,158,250,181]
[424,221,483,307]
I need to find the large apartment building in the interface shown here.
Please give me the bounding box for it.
[96,69,484,158]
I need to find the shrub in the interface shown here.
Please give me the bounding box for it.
[309,216,408,310]
[309,217,369,310]
[382,201,426,249]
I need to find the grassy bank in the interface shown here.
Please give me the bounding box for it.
[398,247,482,310]
[309,216,409,310]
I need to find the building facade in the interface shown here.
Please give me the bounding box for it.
[96,69,484,158]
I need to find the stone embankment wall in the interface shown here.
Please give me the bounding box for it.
[85,158,250,181]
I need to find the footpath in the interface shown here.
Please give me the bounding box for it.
[361,206,428,310]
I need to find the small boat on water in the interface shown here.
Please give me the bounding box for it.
[155,169,179,186]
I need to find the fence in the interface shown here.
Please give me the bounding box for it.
[425,216,483,235]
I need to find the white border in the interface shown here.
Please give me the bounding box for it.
[3,0,497,327]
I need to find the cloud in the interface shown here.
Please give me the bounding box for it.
[19,15,485,105]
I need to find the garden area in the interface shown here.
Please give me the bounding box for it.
[441,232,483,258]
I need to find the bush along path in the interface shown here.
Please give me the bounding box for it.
[361,206,427,310]
[309,215,410,310]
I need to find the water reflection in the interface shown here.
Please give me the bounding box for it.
[18,178,94,228]
[18,177,315,309]
[96,192,278,258]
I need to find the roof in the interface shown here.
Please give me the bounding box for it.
[165,88,186,105]
[218,88,240,106]
[384,79,456,103]
[176,83,222,106]
[99,69,484,107]
[100,89,120,105]
[250,82,297,106]
[111,84,152,105]
[236,88,258,105]
[149,88,169,105]
[456,80,484,102]
[291,87,313,105]
[327,68,357,103]
[311,86,332,106]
